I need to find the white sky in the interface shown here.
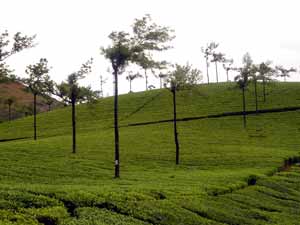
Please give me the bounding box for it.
[2,0,300,95]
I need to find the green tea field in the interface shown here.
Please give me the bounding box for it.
[0,82,299,225]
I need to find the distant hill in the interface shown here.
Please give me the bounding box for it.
[0,81,61,122]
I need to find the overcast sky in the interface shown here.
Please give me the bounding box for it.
[2,0,300,95]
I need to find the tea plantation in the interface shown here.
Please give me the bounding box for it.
[0,82,299,225]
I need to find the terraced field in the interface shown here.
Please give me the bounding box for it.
[0,82,299,224]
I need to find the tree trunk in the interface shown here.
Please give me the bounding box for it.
[263,77,266,102]
[129,79,132,93]
[145,69,148,91]
[100,75,104,98]
[71,93,76,154]
[215,61,219,83]
[114,68,120,178]
[172,89,180,165]
[160,77,162,89]
[48,104,51,112]
[8,103,11,121]
[226,69,229,82]
[206,58,210,84]
[33,93,37,140]
[254,79,258,113]
[242,86,246,128]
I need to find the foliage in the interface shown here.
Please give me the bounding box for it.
[234,52,254,89]
[167,64,202,91]
[0,30,35,81]
[23,58,53,95]
[126,71,142,82]
[55,59,96,104]
[275,65,297,81]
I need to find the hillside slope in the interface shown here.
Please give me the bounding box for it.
[0,82,299,225]
[0,81,61,122]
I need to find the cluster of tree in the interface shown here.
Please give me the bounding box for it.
[234,53,297,128]
[201,42,234,83]
[21,58,96,153]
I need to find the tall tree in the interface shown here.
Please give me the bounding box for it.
[55,59,94,153]
[132,15,174,91]
[158,72,168,88]
[101,14,174,178]
[223,58,234,82]
[126,71,142,92]
[4,97,16,121]
[234,53,252,128]
[44,95,54,111]
[0,30,35,81]
[23,58,52,140]
[167,63,201,164]
[211,52,225,83]
[257,61,274,102]
[275,65,297,82]
[201,42,218,84]
[99,75,107,98]
[249,65,260,113]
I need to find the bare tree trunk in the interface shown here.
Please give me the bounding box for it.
[33,93,37,140]
[145,69,148,91]
[206,58,210,84]
[172,89,180,165]
[48,104,51,112]
[263,77,266,102]
[71,93,76,153]
[100,75,104,97]
[160,77,162,89]
[215,61,219,83]
[242,87,246,128]
[254,79,258,113]
[129,79,132,93]
[114,68,120,178]
[226,69,229,82]
[8,103,11,121]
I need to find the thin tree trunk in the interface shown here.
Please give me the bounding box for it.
[71,94,76,154]
[145,69,148,91]
[114,68,120,178]
[215,61,219,83]
[172,89,180,165]
[33,93,37,140]
[206,58,210,84]
[254,79,258,113]
[100,75,104,97]
[160,77,162,89]
[263,77,266,102]
[242,87,246,128]
[48,104,51,111]
[129,79,132,93]
[8,104,11,121]
[226,69,229,82]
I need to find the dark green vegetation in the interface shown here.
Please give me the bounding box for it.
[0,82,299,224]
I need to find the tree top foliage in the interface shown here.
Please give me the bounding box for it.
[55,58,97,104]
[101,14,175,73]
[235,52,254,89]
[23,58,53,95]
[167,63,202,91]
[0,30,36,81]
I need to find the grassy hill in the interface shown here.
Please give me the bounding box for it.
[0,82,299,224]
[0,81,61,122]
